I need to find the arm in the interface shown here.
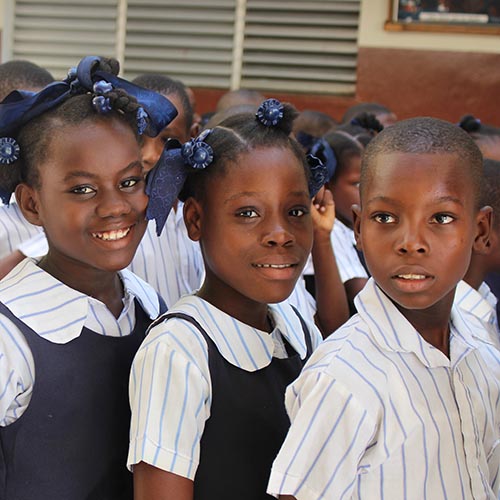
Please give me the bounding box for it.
[310,188,349,337]
[0,250,25,280]
[134,462,193,500]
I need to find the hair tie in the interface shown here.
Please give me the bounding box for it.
[92,80,113,114]
[181,128,213,170]
[256,98,284,127]
[307,154,328,197]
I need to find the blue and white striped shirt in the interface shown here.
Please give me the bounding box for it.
[127,294,323,479]
[0,258,161,427]
[0,201,43,259]
[268,278,500,500]
[455,280,499,343]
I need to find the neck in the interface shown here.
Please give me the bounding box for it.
[393,291,454,358]
[197,283,271,333]
[38,254,124,318]
[463,255,487,291]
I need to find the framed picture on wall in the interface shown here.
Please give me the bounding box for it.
[386,0,500,33]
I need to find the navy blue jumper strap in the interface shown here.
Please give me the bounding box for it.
[0,299,153,500]
[158,307,313,500]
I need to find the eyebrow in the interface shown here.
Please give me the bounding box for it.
[366,195,464,207]
[224,190,309,204]
[63,160,142,182]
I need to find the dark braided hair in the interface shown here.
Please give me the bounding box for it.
[0,58,142,195]
[179,102,308,202]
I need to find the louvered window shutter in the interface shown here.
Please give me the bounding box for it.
[2,0,120,79]
[241,0,360,95]
[123,0,236,87]
[3,0,360,94]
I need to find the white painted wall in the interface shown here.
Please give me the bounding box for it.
[358,0,500,54]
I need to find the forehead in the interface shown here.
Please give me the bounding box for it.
[208,146,308,197]
[362,151,475,204]
[42,119,140,174]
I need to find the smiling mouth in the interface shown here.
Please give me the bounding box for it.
[92,227,131,241]
[253,263,296,269]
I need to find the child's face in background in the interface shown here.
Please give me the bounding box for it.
[187,147,313,314]
[20,119,148,276]
[353,152,489,315]
[328,152,361,228]
[141,92,191,172]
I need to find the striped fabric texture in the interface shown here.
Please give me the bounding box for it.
[0,202,43,259]
[0,258,160,427]
[127,295,323,479]
[268,278,500,500]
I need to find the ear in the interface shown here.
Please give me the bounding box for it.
[189,122,200,139]
[352,203,362,250]
[473,205,492,255]
[183,197,203,242]
[15,183,43,227]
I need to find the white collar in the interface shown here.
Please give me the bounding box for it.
[0,258,160,343]
[168,295,310,371]
[355,278,498,368]
[455,280,496,324]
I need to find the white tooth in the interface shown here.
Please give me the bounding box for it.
[398,274,426,280]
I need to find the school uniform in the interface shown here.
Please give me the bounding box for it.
[301,218,367,282]
[267,278,500,500]
[286,277,316,324]
[0,200,43,259]
[128,294,323,500]
[0,258,163,500]
[19,206,205,308]
[455,279,499,344]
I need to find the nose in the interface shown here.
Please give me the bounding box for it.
[396,221,428,255]
[262,217,295,247]
[95,189,132,219]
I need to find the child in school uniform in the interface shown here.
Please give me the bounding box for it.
[267,117,500,499]
[455,158,500,342]
[0,73,205,307]
[128,99,324,500]
[0,56,177,499]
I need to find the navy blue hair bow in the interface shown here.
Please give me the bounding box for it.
[145,130,214,236]
[0,56,178,204]
[309,138,337,182]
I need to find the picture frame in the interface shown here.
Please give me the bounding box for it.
[385,0,500,34]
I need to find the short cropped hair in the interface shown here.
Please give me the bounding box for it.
[0,60,54,101]
[361,117,483,206]
[132,74,193,130]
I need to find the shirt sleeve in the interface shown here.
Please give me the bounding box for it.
[17,232,49,258]
[267,368,377,500]
[0,315,34,426]
[128,322,211,480]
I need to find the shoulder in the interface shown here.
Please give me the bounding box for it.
[299,314,395,406]
[119,268,163,319]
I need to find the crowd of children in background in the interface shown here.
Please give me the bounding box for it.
[0,56,498,500]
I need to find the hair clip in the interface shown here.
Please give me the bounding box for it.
[307,154,328,197]
[181,129,213,170]
[256,98,284,127]
[136,107,148,136]
[0,137,20,165]
[92,80,113,114]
